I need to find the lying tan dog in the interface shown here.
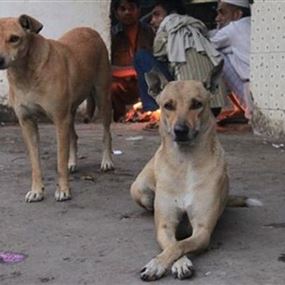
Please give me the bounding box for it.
[0,15,114,202]
[130,62,261,281]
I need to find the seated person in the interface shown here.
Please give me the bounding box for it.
[134,0,228,117]
[210,0,253,120]
[111,0,154,122]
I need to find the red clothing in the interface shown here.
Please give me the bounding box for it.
[111,22,154,121]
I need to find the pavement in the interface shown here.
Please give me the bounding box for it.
[0,122,284,285]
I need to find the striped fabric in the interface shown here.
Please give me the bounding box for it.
[171,48,228,108]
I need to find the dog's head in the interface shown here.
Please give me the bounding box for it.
[145,61,223,145]
[0,15,43,70]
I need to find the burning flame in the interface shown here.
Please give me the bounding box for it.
[133,102,143,111]
[125,102,160,125]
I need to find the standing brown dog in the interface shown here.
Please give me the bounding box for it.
[131,62,231,281]
[0,15,114,202]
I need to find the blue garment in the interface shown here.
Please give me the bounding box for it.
[134,50,173,111]
[222,54,246,108]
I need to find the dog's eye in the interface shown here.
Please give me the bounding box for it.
[190,99,203,110]
[9,35,20,43]
[164,101,175,111]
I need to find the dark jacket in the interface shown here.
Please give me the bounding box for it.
[111,22,154,67]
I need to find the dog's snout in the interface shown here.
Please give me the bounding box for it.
[174,123,199,143]
[174,124,189,136]
[174,124,190,142]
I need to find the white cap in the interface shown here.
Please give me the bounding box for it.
[221,0,250,8]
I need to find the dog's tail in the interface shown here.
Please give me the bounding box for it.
[227,195,263,207]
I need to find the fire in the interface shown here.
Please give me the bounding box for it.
[133,102,143,111]
[151,109,161,122]
[125,102,160,124]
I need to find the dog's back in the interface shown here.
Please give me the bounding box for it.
[52,27,111,105]
[59,27,110,76]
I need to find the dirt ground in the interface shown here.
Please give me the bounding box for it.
[0,122,284,285]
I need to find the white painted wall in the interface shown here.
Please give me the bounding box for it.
[250,0,285,138]
[0,0,111,105]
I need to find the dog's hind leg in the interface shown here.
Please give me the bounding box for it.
[130,157,156,212]
[68,113,78,173]
[18,117,44,202]
[54,117,72,201]
[94,78,114,171]
[101,88,114,171]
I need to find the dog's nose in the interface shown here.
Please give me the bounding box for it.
[174,124,189,141]
[174,124,189,136]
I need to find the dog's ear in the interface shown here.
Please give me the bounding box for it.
[145,67,169,98]
[203,59,224,93]
[19,15,43,34]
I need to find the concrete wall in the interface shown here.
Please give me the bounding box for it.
[0,0,111,111]
[250,0,285,138]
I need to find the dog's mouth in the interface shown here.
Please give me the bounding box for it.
[0,56,8,70]
[0,64,8,70]
[174,135,191,143]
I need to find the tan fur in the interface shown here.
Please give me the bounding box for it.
[0,15,114,202]
[131,77,229,280]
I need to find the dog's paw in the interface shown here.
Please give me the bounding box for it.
[140,258,167,281]
[68,163,77,173]
[171,256,194,280]
[54,190,71,202]
[25,191,44,203]
[100,159,114,172]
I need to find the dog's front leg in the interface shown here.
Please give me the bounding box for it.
[140,199,182,281]
[142,221,210,281]
[54,118,71,201]
[18,117,44,202]
[151,206,219,281]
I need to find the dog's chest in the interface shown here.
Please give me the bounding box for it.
[156,161,202,210]
[11,89,45,118]
[170,190,196,211]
